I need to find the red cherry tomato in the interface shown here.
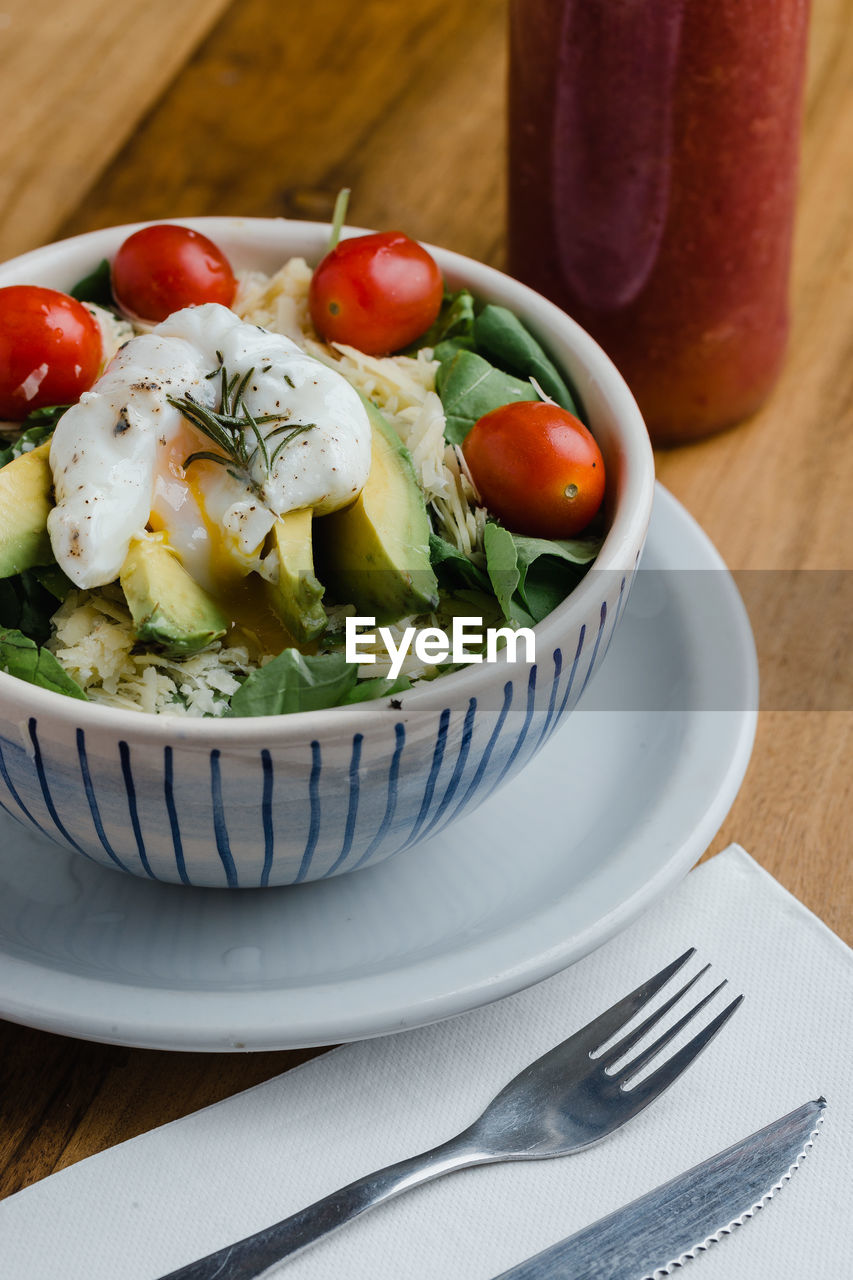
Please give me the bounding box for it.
[308,231,444,355]
[0,285,103,421]
[462,400,606,538]
[112,224,236,322]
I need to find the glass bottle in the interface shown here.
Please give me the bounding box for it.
[508,0,812,444]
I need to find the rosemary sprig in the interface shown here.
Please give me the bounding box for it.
[269,422,316,467]
[167,356,316,497]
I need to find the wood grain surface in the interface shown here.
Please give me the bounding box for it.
[0,0,850,1202]
[0,0,232,262]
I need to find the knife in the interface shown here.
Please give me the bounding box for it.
[491,1097,825,1279]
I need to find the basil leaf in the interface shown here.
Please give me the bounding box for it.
[341,673,411,704]
[0,627,87,700]
[228,649,358,717]
[436,350,538,446]
[70,258,113,308]
[428,531,491,594]
[0,419,60,468]
[473,305,580,416]
[0,570,69,644]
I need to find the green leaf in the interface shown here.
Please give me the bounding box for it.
[484,524,603,626]
[341,673,411,704]
[435,350,538,445]
[435,587,507,635]
[512,533,601,578]
[69,258,113,308]
[472,305,580,416]
[0,576,58,645]
[0,570,70,644]
[431,336,473,363]
[32,564,75,602]
[483,523,528,624]
[428,531,491,594]
[0,627,88,700]
[228,648,358,717]
[0,418,61,468]
[406,288,476,355]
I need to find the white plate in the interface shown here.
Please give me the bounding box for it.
[0,486,757,1051]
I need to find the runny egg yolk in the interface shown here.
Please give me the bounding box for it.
[147,423,294,656]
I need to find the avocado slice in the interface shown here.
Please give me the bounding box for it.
[266,508,327,642]
[316,399,439,624]
[0,441,55,578]
[120,534,228,656]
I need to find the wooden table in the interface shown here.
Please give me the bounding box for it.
[0,0,850,1202]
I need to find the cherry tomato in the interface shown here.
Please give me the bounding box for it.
[0,285,103,421]
[462,400,605,538]
[112,224,236,322]
[308,231,444,355]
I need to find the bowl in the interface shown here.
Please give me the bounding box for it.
[0,217,654,887]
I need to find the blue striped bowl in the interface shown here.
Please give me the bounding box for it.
[0,218,654,887]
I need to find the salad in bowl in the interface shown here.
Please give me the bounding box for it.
[0,213,653,886]
[1,200,610,719]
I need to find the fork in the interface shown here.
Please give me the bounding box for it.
[159,949,741,1279]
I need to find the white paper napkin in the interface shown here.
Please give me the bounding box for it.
[2,844,850,1280]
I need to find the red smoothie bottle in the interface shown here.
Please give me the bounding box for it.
[508,0,811,444]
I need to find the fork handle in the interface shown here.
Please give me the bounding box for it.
[158,1131,484,1278]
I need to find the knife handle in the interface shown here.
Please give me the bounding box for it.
[158,1132,483,1279]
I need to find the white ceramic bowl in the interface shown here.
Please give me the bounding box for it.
[0,218,654,887]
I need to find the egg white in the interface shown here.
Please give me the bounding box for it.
[48,304,372,593]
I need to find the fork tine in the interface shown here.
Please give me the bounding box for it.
[613,979,728,1081]
[618,994,744,1112]
[577,947,696,1054]
[597,964,711,1067]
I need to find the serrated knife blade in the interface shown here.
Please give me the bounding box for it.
[491,1098,825,1280]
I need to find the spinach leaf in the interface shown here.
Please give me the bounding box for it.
[435,350,538,445]
[341,673,411,704]
[484,523,602,626]
[512,533,601,578]
[436,588,508,643]
[0,418,60,468]
[70,258,113,308]
[512,534,599,623]
[228,649,358,717]
[0,569,70,644]
[408,288,475,355]
[428,531,491,594]
[31,564,73,601]
[473,304,580,416]
[0,627,87,700]
[432,335,474,364]
[483,523,528,624]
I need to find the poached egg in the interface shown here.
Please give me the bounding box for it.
[48,304,372,599]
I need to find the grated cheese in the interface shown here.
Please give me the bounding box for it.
[47,586,252,716]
